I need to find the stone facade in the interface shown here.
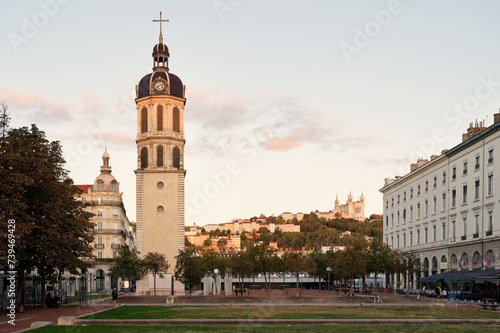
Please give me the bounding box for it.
[315,193,365,221]
[380,116,500,289]
[134,34,186,293]
[75,150,135,291]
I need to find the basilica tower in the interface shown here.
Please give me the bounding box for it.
[135,13,186,293]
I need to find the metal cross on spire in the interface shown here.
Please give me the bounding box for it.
[153,12,169,44]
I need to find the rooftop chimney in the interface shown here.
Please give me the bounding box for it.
[494,110,500,124]
[462,119,487,142]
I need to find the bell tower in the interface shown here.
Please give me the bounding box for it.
[135,12,186,293]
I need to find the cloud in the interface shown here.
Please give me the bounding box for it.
[1,86,136,150]
[2,85,383,159]
[0,86,73,121]
[358,156,410,166]
[261,132,306,151]
[186,85,380,155]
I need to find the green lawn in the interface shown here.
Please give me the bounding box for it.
[80,305,500,320]
[30,325,500,333]
[66,294,110,303]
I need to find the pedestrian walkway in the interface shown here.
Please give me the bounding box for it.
[0,304,113,333]
[0,295,491,332]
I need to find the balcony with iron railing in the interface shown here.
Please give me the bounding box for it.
[93,229,127,240]
[94,244,104,249]
[89,200,126,215]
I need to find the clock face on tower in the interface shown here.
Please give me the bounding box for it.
[154,81,165,91]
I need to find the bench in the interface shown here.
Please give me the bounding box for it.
[336,288,355,295]
[368,295,381,303]
[233,288,248,296]
[481,298,497,310]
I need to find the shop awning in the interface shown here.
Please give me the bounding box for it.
[418,269,500,283]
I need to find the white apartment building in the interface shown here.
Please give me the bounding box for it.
[76,150,135,291]
[380,116,500,289]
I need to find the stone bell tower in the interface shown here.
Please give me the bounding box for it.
[134,12,186,293]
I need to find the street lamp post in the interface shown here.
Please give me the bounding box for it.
[326,267,332,294]
[32,273,38,306]
[213,269,219,304]
[0,271,4,309]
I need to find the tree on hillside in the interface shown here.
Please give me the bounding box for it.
[109,248,148,295]
[0,106,94,311]
[144,252,170,296]
[217,238,227,250]
[175,248,205,295]
[203,238,212,247]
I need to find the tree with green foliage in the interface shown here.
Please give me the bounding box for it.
[306,249,329,292]
[202,250,231,279]
[247,245,281,294]
[333,238,368,295]
[366,240,394,295]
[230,251,253,290]
[109,248,148,295]
[203,238,212,247]
[282,251,307,296]
[0,104,94,311]
[144,252,170,296]
[396,250,421,295]
[174,248,205,295]
[217,238,227,249]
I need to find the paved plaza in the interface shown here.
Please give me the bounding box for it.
[0,291,494,332]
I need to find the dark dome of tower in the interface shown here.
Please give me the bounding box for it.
[153,43,169,54]
[137,71,184,99]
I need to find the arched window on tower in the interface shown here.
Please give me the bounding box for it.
[140,147,148,169]
[141,107,148,133]
[157,105,163,131]
[173,107,180,132]
[173,146,180,169]
[157,145,164,167]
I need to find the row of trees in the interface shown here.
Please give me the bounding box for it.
[109,249,170,296]
[175,238,421,296]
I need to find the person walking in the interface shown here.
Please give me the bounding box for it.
[435,286,441,302]
[112,287,118,307]
[442,288,448,302]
